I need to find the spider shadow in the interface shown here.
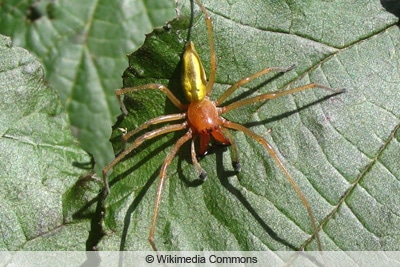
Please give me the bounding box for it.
[69,176,106,252]
[220,69,293,107]
[177,143,298,250]
[118,168,160,251]
[117,130,214,250]
[70,156,107,252]
[111,139,175,189]
[116,135,180,251]
[111,132,297,250]
[380,0,400,21]
[244,91,345,128]
[107,115,183,250]
[218,148,299,250]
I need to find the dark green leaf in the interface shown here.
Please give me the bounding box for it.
[101,0,400,251]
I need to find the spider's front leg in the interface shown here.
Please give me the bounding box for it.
[222,82,346,114]
[115,83,187,115]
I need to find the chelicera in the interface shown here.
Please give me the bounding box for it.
[103,0,345,251]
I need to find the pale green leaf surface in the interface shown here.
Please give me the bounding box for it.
[100,0,400,251]
[0,35,94,250]
[0,0,177,175]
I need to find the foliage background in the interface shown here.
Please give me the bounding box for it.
[0,0,399,253]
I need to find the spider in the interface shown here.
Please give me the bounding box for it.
[102,0,345,251]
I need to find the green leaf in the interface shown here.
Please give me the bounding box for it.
[0,0,177,175]
[101,0,400,251]
[0,35,95,250]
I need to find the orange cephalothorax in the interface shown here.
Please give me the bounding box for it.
[187,98,230,155]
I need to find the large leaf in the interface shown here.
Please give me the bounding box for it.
[0,0,177,175]
[100,0,400,251]
[0,35,94,250]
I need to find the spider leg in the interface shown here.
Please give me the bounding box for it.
[102,122,188,194]
[191,137,207,180]
[222,83,345,114]
[222,119,322,250]
[216,65,296,105]
[149,130,193,251]
[116,84,187,115]
[122,113,186,143]
[195,0,216,96]
[220,127,241,171]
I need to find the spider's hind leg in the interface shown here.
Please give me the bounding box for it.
[222,119,322,250]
